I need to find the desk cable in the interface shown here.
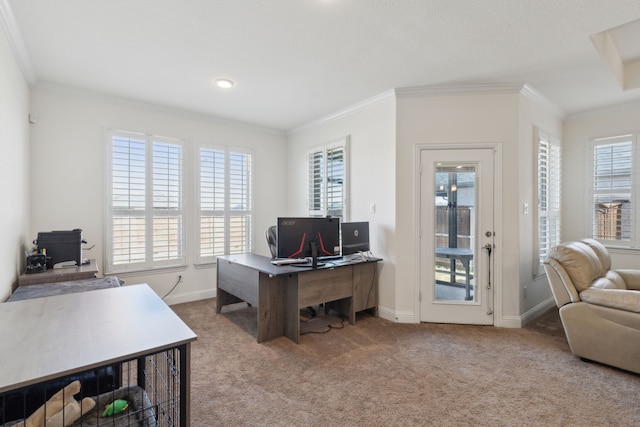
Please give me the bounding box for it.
[300,312,346,335]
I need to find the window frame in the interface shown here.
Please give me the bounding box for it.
[196,143,254,264]
[105,129,186,274]
[307,136,349,220]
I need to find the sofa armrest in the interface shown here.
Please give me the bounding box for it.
[543,258,581,306]
[580,288,640,313]
[616,269,640,291]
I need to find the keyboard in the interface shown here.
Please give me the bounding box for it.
[270,258,309,266]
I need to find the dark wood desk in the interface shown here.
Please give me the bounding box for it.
[216,254,380,343]
[17,259,99,286]
[435,247,474,300]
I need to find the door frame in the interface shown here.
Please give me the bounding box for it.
[414,142,504,326]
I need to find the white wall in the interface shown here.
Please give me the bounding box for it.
[395,89,562,325]
[517,92,563,316]
[0,27,30,301]
[563,102,640,269]
[287,86,560,325]
[287,93,397,318]
[396,91,521,324]
[29,84,287,303]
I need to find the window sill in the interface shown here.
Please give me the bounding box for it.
[605,246,640,256]
[105,264,186,277]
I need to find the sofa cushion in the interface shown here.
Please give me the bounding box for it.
[580,288,640,313]
[591,270,627,290]
[548,241,602,292]
[617,269,640,290]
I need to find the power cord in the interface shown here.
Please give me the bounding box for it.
[300,317,345,335]
[162,275,182,300]
[300,307,346,335]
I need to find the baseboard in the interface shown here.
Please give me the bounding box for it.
[501,297,556,328]
[520,297,556,326]
[162,288,216,306]
[377,297,557,327]
[377,305,418,323]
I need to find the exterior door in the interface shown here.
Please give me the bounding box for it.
[419,148,495,325]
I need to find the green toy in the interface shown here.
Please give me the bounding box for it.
[101,399,129,417]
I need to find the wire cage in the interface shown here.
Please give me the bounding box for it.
[0,346,186,427]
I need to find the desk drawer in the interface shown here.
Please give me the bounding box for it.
[297,267,352,307]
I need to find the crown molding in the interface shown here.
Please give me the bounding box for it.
[0,0,36,85]
[395,82,526,98]
[289,89,395,134]
[396,82,565,119]
[519,84,566,120]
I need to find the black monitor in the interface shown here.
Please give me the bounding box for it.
[341,222,370,255]
[276,217,341,261]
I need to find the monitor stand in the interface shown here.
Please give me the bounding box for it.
[291,241,324,268]
[310,241,319,269]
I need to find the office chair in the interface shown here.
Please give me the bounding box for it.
[265,225,277,259]
[266,225,317,317]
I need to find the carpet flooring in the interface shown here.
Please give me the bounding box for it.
[171,300,640,426]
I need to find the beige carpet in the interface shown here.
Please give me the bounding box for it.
[172,300,640,426]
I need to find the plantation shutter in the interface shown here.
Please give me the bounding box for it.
[198,145,253,263]
[307,137,349,219]
[152,139,184,264]
[308,148,324,215]
[326,145,345,218]
[111,134,146,266]
[107,131,185,273]
[591,136,634,244]
[228,150,253,254]
[537,131,561,271]
[199,147,225,262]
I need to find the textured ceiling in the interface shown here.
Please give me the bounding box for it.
[7,0,640,131]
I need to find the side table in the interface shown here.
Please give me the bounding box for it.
[17,259,99,286]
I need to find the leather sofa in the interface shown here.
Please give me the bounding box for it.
[543,238,640,374]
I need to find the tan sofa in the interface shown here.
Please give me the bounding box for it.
[543,238,640,374]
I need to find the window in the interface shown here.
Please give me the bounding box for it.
[590,134,635,246]
[536,129,561,273]
[106,130,185,273]
[308,137,349,219]
[198,145,253,263]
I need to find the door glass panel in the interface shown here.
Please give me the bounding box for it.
[434,165,476,302]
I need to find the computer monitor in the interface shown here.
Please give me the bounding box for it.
[341,222,370,255]
[276,217,341,260]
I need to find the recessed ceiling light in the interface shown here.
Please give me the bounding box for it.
[215,79,234,89]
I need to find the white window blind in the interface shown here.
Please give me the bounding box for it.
[591,135,634,246]
[107,130,185,273]
[307,137,349,220]
[198,145,253,263]
[536,130,561,272]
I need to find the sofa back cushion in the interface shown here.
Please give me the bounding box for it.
[548,241,603,292]
[581,238,612,275]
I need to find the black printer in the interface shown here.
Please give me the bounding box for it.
[36,229,86,268]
